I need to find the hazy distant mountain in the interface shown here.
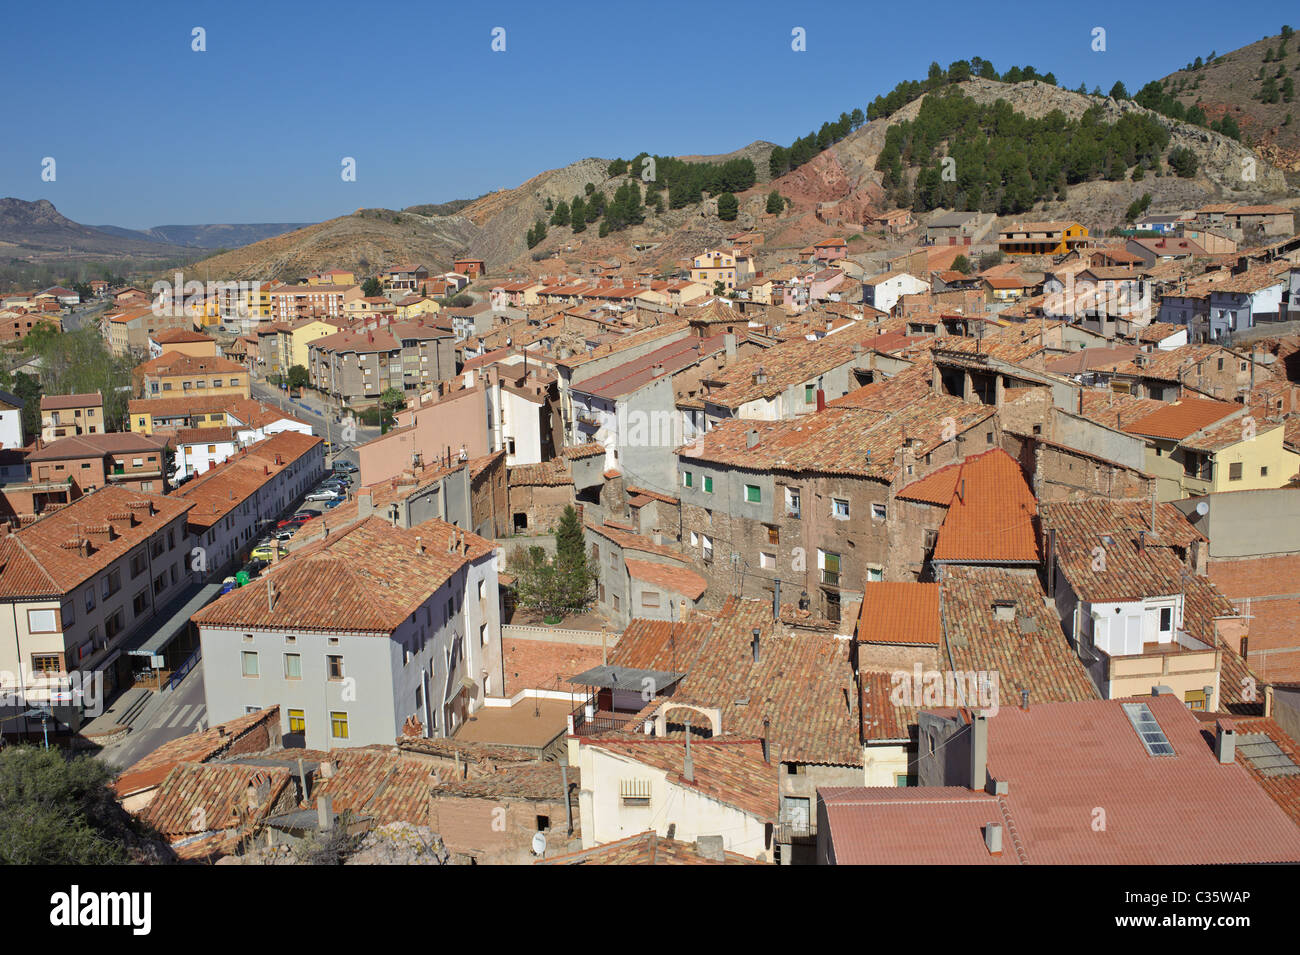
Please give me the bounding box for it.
[91,222,314,249]
[0,198,193,259]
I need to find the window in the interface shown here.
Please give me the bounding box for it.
[619,778,651,808]
[641,591,660,607]
[1261,466,1268,477]
[760,552,775,570]
[132,590,149,616]
[330,711,349,739]
[703,475,713,494]
[284,653,302,679]
[612,594,620,612]
[867,566,884,582]
[805,384,816,403]
[682,471,693,488]
[31,653,61,674]
[102,569,121,599]
[327,654,344,680]
[1229,462,1243,481]
[701,535,714,562]
[27,609,58,633]
[288,709,305,733]
[785,487,801,518]
[1122,702,1174,756]
[744,484,761,503]
[819,550,841,586]
[832,498,850,520]
[871,503,887,521]
[689,531,698,548]
[241,651,259,678]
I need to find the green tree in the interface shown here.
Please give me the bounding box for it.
[0,746,141,864]
[287,364,309,390]
[766,190,784,214]
[361,277,382,297]
[377,387,406,432]
[717,192,739,221]
[952,254,973,274]
[1125,192,1153,222]
[607,158,629,177]
[1167,146,1199,178]
[550,200,570,227]
[552,504,595,612]
[1109,81,1129,100]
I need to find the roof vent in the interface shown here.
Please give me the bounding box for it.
[984,823,1003,856]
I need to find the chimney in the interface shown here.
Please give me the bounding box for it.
[751,627,761,663]
[1019,689,1029,711]
[1137,529,1145,554]
[970,714,989,790]
[1215,719,1236,764]
[416,535,423,555]
[724,333,737,358]
[816,388,826,412]
[746,429,759,449]
[266,579,276,612]
[761,717,771,763]
[317,795,334,832]
[984,823,1003,856]
[683,719,695,783]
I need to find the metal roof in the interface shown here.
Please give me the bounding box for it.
[568,664,685,692]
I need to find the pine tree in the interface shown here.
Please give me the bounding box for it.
[717,192,739,221]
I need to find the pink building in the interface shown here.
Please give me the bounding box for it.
[358,383,490,487]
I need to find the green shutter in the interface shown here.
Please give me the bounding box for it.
[704,475,713,493]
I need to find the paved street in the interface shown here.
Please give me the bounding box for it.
[98,660,208,770]
[250,377,379,467]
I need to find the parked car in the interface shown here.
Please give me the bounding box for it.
[276,515,311,530]
[251,543,288,562]
[305,488,340,502]
[323,498,344,509]
[273,529,295,541]
[294,508,322,519]
[333,461,358,473]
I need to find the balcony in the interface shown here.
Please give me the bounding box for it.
[775,821,817,843]
[569,700,646,737]
[575,412,601,430]
[820,569,840,587]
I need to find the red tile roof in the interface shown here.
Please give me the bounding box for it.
[855,582,941,646]
[1123,397,1240,441]
[931,449,1039,564]
[624,558,707,601]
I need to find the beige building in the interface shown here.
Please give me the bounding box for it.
[40,393,105,443]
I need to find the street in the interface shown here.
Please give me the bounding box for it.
[249,376,380,468]
[97,660,208,770]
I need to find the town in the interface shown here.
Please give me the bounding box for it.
[2,10,1299,884]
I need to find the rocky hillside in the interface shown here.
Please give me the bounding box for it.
[1160,30,1300,172]
[763,76,1291,239]
[179,69,1294,283]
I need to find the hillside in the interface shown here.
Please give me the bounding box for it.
[1159,30,1300,172]
[92,222,313,249]
[0,198,196,261]
[177,54,1294,283]
[161,208,480,283]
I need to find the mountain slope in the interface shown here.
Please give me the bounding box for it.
[91,222,313,249]
[0,198,195,260]
[1159,31,1300,172]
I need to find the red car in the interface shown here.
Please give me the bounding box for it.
[276,515,312,530]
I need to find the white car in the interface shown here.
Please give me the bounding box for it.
[305,488,341,502]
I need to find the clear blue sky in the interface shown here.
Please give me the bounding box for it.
[3,0,1292,227]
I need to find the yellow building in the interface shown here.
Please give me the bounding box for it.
[284,318,349,370]
[133,352,251,400]
[126,397,236,434]
[396,297,442,322]
[242,283,273,320]
[308,270,356,286]
[997,221,1089,256]
[690,249,739,291]
[1124,398,1297,500]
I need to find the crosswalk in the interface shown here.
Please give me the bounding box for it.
[159,703,207,731]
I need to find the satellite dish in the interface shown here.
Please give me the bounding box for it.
[531,831,547,856]
[1194,501,1209,516]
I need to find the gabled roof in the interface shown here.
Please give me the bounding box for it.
[39,392,102,410]
[941,566,1099,705]
[930,450,1039,565]
[536,830,761,865]
[1122,397,1240,441]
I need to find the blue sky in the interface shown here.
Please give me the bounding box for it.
[3,0,1292,227]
